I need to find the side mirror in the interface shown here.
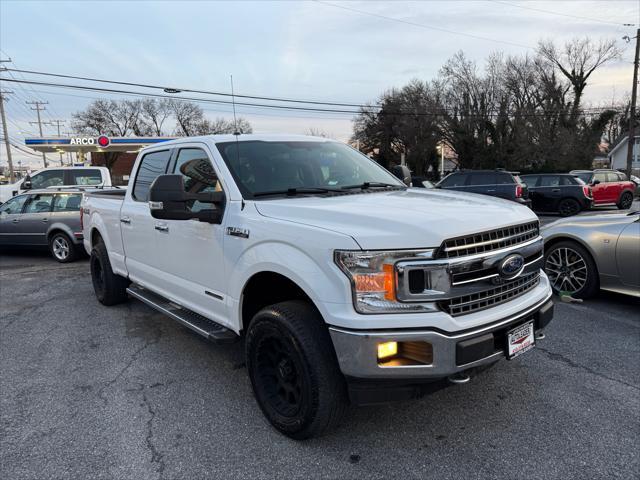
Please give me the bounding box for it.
[591,179,600,186]
[148,174,225,224]
[22,176,32,190]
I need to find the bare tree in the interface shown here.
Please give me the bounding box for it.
[306,128,332,138]
[140,99,173,136]
[72,99,144,136]
[171,100,204,136]
[194,117,253,135]
[537,38,621,120]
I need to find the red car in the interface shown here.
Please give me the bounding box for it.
[570,170,635,210]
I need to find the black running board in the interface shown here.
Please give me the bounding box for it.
[127,285,238,344]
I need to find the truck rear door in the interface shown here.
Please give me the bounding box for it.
[120,149,172,286]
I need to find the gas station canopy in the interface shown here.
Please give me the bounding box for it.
[25,135,176,153]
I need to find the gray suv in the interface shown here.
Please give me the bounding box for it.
[0,189,84,262]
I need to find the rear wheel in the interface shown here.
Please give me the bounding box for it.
[90,240,129,305]
[245,300,348,439]
[617,191,633,210]
[557,198,581,217]
[49,232,77,263]
[544,241,598,299]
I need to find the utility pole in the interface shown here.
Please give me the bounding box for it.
[0,90,15,182]
[47,119,66,166]
[27,100,49,168]
[0,59,15,182]
[626,28,639,179]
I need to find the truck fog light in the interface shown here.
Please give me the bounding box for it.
[377,341,398,360]
[377,341,433,367]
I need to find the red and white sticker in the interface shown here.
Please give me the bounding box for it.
[507,321,535,359]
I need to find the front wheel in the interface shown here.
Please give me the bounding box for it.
[617,191,633,210]
[544,241,599,299]
[245,300,348,440]
[49,232,77,263]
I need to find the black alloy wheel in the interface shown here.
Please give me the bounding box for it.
[557,198,581,217]
[618,191,633,210]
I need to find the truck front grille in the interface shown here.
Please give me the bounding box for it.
[438,221,539,259]
[438,272,540,317]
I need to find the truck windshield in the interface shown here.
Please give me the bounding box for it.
[216,140,404,199]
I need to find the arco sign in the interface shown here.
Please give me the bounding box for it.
[69,136,111,147]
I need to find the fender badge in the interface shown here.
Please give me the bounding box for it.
[226,227,249,239]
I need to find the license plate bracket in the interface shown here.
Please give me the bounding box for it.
[507,320,535,359]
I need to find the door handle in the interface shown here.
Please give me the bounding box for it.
[486,189,496,192]
[12,218,19,223]
[154,223,169,232]
[42,218,48,223]
[552,189,560,193]
[120,217,131,224]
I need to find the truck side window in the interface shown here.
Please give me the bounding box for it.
[70,169,102,186]
[133,150,171,202]
[30,170,64,189]
[173,148,221,213]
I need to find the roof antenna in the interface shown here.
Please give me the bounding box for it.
[230,74,240,136]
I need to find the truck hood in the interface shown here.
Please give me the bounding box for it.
[254,188,538,249]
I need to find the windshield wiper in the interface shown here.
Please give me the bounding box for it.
[341,182,404,190]
[253,187,343,198]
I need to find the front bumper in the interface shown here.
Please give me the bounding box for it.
[329,294,553,381]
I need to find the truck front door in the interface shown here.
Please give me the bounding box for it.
[120,149,172,287]
[153,145,228,327]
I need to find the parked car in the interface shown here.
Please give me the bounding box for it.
[83,134,554,439]
[411,175,436,188]
[630,175,640,196]
[521,173,592,216]
[569,169,635,209]
[437,170,531,206]
[542,211,639,298]
[0,188,85,262]
[0,166,112,204]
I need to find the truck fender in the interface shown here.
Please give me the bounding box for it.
[228,242,352,329]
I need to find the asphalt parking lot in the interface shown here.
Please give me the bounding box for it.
[1,209,639,480]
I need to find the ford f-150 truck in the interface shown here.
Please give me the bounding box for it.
[82,134,554,439]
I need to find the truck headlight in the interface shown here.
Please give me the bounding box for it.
[335,249,436,314]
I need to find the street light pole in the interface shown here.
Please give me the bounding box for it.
[626,28,639,179]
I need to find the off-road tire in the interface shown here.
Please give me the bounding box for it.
[245,300,348,440]
[90,240,129,306]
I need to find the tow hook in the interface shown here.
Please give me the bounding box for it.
[535,331,546,340]
[448,372,471,384]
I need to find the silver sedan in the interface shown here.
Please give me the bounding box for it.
[541,212,639,298]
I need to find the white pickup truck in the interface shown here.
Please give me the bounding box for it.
[0,166,112,204]
[82,134,554,439]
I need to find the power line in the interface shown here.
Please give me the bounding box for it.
[3,67,374,109]
[26,100,49,167]
[0,76,624,119]
[487,0,637,27]
[312,0,533,49]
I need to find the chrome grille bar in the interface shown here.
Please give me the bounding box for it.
[438,221,539,259]
[438,272,540,317]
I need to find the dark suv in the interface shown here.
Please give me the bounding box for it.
[437,170,530,206]
[521,173,592,216]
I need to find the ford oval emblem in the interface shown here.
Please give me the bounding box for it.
[498,254,525,279]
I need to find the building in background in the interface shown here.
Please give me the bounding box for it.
[609,136,640,174]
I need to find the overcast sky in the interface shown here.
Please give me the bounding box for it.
[1,0,638,168]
